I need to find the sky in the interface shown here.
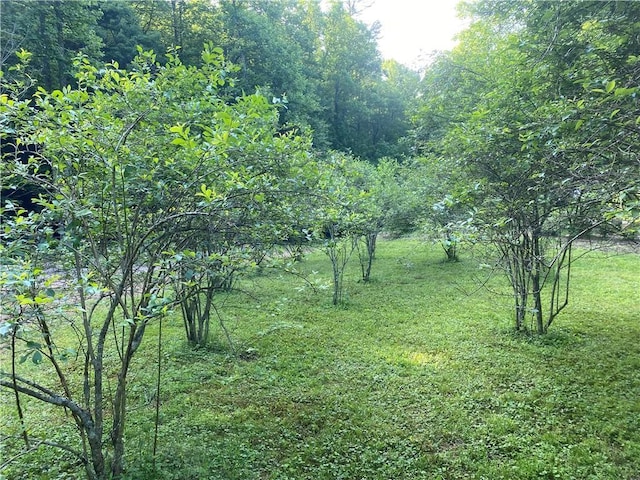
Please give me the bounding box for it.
[355,0,469,68]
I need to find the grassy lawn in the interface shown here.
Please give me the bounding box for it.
[1,238,639,479]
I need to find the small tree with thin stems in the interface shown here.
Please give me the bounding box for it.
[0,45,315,479]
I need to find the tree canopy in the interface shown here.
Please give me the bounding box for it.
[0,0,417,161]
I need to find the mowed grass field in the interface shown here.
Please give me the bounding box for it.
[1,238,639,479]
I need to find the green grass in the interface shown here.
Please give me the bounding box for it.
[1,238,639,479]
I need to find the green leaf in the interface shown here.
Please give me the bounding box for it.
[32,350,43,364]
[605,80,616,93]
[614,87,637,97]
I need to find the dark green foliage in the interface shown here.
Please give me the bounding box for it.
[0,0,103,90]
[97,1,162,68]
[1,0,415,161]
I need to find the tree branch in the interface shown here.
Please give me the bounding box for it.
[0,374,93,428]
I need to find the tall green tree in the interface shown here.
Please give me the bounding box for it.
[0,0,103,90]
[96,0,163,67]
[2,0,416,160]
[317,1,382,158]
[214,1,312,146]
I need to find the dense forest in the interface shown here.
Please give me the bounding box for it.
[1,1,639,479]
[1,0,420,161]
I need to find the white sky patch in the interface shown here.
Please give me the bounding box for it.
[356,0,468,68]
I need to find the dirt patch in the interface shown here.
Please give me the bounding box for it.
[571,237,640,254]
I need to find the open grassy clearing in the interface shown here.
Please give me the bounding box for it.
[1,238,639,479]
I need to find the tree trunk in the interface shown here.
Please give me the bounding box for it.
[53,2,65,89]
[531,270,544,334]
[111,373,127,479]
[39,9,52,90]
[85,424,106,480]
[530,227,544,334]
[357,232,377,282]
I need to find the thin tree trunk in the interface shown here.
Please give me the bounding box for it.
[10,324,29,448]
[531,231,544,334]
